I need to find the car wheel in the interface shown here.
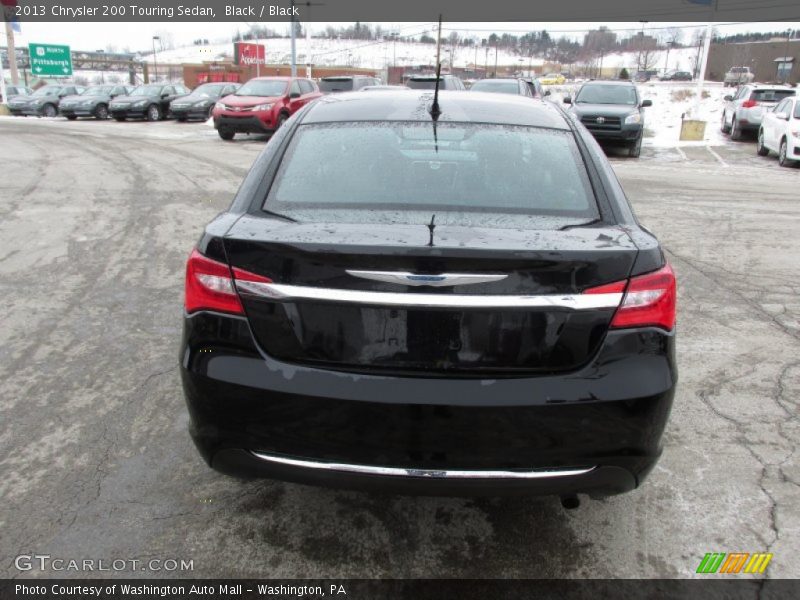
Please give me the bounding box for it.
[276,112,289,129]
[628,136,642,158]
[146,104,162,122]
[778,138,796,167]
[730,117,743,141]
[94,104,109,120]
[756,130,770,156]
[42,103,57,118]
[720,111,731,134]
[66,115,78,120]
[217,127,235,141]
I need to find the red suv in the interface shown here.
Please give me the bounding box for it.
[212,76,322,141]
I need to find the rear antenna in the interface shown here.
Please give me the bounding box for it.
[429,15,443,121]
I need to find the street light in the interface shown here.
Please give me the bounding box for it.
[152,36,160,83]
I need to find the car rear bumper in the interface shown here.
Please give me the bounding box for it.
[180,311,677,496]
[214,114,275,133]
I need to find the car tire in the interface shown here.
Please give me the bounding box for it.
[217,128,235,141]
[66,115,78,120]
[42,103,57,118]
[720,111,731,134]
[756,130,770,156]
[276,112,289,129]
[730,117,743,141]
[146,104,162,122]
[778,138,796,167]
[628,136,642,158]
[94,104,109,120]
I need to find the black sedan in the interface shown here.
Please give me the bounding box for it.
[109,83,191,121]
[7,84,86,117]
[180,91,677,503]
[169,82,241,121]
[58,84,133,120]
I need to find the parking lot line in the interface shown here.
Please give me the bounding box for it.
[706,146,729,168]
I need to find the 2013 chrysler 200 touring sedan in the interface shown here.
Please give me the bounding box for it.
[180,91,677,501]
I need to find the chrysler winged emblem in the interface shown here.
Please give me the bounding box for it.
[596,116,606,124]
[346,270,507,287]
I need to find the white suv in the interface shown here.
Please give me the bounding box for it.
[721,84,795,141]
[757,96,800,167]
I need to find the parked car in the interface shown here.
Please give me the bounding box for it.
[469,78,533,97]
[58,84,133,120]
[564,80,652,157]
[180,90,677,502]
[539,73,566,85]
[721,84,795,140]
[109,83,191,122]
[169,82,241,121]
[7,84,86,117]
[405,74,466,90]
[660,71,692,82]
[212,76,321,141]
[757,95,800,167]
[523,78,550,99]
[1,84,33,103]
[318,75,380,94]
[724,66,755,87]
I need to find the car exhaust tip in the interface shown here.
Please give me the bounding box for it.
[560,494,581,510]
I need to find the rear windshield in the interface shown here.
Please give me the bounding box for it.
[406,78,438,90]
[470,80,520,95]
[319,78,354,92]
[264,122,598,227]
[750,89,795,103]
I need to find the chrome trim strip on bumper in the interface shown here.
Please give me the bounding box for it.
[250,452,597,480]
[235,280,623,310]
[346,269,508,287]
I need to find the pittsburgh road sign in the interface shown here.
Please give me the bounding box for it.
[28,43,73,77]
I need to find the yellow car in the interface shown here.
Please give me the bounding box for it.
[539,73,566,85]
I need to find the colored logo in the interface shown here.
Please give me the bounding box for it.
[696,552,773,574]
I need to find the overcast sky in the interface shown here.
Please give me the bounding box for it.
[4,21,798,53]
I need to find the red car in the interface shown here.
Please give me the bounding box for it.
[212,76,322,141]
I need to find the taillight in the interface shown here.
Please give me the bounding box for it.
[184,249,271,315]
[583,264,676,331]
[741,99,758,108]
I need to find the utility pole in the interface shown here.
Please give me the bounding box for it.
[151,36,160,83]
[484,46,489,78]
[493,44,498,77]
[289,0,297,77]
[782,28,792,83]
[4,18,19,85]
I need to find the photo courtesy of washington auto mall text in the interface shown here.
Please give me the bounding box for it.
[2,0,800,598]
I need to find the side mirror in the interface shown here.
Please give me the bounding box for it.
[724,95,733,101]
[563,96,572,104]
[777,112,790,121]
[161,93,169,99]
[289,92,301,99]
[641,99,652,108]
[544,90,551,97]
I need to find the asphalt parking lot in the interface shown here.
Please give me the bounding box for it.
[1,116,799,579]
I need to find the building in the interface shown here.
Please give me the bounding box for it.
[706,38,799,84]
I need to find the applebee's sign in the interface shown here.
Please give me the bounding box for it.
[234,42,266,66]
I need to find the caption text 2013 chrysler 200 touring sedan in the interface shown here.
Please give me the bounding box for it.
[180,91,677,502]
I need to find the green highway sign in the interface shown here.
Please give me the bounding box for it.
[28,43,73,77]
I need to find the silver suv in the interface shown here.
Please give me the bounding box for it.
[721,84,796,140]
